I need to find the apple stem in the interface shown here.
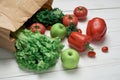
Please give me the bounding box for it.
[68,52,72,56]
[59,25,63,29]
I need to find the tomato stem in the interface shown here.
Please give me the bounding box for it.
[68,15,73,19]
[78,7,83,11]
[35,26,39,29]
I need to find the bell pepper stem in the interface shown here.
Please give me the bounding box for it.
[85,43,94,51]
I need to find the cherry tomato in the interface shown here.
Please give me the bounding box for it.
[101,46,108,53]
[46,26,52,30]
[62,14,78,27]
[29,23,46,34]
[88,51,96,57]
[73,6,88,20]
[77,29,82,33]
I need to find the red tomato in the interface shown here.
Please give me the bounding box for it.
[77,29,82,34]
[86,17,107,41]
[29,23,46,34]
[88,51,96,57]
[46,26,52,30]
[74,6,88,20]
[62,14,78,27]
[101,46,108,53]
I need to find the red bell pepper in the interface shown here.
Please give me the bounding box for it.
[68,31,93,52]
[86,17,107,41]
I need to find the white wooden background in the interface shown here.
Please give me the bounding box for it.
[0,0,120,80]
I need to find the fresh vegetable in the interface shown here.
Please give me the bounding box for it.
[61,48,80,69]
[14,29,64,72]
[50,23,66,39]
[73,6,88,20]
[68,31,93,52]
[46,26,52,30]
[77,29,82,33]
[88,51,96,57]
[32,8,64,28]
[86,17,107,41]
[65,23,78,37]
[101,46,108,53]
[29,23,46,34]
[62,14,78,26]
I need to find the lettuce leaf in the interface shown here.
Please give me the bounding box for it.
[24,8,64,28]
[36,8,64,27]
[15,29,64,72]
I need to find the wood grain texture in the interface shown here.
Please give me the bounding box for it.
[0,0,120,80]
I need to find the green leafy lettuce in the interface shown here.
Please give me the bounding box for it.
[24,8,64,28]
[36,8,64,27]
[66,23,78,37]
[15,29,64,72]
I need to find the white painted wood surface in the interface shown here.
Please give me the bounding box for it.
[0,0,120,80]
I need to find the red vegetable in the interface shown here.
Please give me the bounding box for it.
[62,14,78,26]
[68,31,93,52]
[29,23,46,34]
[73,6,88,20]
[77,29,82,33]
[101,46,108,53]
[86,17,107,41]
[88,51,96,57]
[46,26,52,30]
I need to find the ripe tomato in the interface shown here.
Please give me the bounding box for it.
[29,23,46,34]
[62,14,78,27]
[73,6,88,20]
[46,26,52,30]
[88,51,96,57]
[77,29,82,34]
[86,17,107,41]
[101,46,108,53]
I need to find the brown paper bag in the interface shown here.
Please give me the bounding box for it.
[0,0,53,52]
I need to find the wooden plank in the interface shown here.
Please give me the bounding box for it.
[0,45,120,79]
[0,57,120,80]
[1,63,120,80]
[1,3,120,59]
[0,30,120,59]
[52,0,120,11]
[63,8,120,20]
[0,0,120,80]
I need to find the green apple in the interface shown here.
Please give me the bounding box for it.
[50,23,66,39]
[61,48,80,69]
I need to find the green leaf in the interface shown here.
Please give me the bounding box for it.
[15,29,64,72]
[35,8,64,27]
[66,23,78,37]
